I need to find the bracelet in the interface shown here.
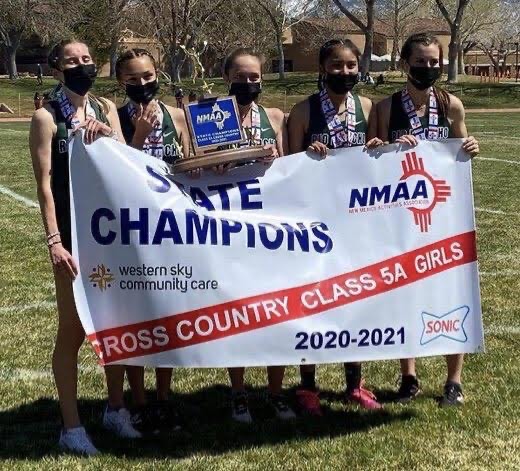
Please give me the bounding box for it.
[47,239,62,248]
[46,231,60,241]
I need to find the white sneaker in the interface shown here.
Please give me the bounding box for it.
[231,392,253,424]
[103,406,142,438]
[269,394,297,420]
[58,426,99,456]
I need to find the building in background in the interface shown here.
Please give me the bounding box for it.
[277,17,451,73]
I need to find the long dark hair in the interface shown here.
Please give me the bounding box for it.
[115,48,158,81]
[401,33,450,117]
[318,39,361,90]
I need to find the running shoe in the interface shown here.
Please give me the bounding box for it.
[396,375,421,403]
[58,426,99,456]
[439,381,464,408]
[296,388,323,417]
[347,382,383,410]
[268,393,297,420]
[131,405,159,435]
[154,400,184,431]
[231,392,253,424]
[103,406,142,438]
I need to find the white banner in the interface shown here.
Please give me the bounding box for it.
[70,135,484,367]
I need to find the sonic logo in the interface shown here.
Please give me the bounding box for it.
[348,151,451,232]
[420,306,469,345]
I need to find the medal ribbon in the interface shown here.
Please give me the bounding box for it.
[56,87,95,131]
[319,88,356,148]
[401,89,439,140]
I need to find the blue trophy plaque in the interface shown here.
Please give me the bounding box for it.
[185,96,245,152]
[174,95,271,173]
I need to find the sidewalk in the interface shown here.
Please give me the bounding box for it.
[0,117,31,122]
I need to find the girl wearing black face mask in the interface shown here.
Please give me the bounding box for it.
[219,48,294,424]
[115,48,189,434]
[29,39,138,456]
[375,33,479,408]
[288,39,383,158]
[376,33,479,157]
[116,49,190,166]
[215,48,286,175]
[287,39,383,417]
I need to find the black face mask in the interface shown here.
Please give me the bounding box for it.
[324,73,359,94]
[126,80,160,104]
[62,64,97,96]
[229,82,262,106]
[408,66,441,90]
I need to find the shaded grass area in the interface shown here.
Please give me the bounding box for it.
[0,116,519,469]
[1,74,520,117]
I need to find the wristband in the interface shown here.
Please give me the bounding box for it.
[47,239,62,248]
[46,231,60,241]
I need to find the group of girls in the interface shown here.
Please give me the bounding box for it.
[29,32,479,456]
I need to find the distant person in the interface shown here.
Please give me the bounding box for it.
[365,72,375,85]
[188,90,197,102]
[376,73,384,86]
[33,92,43,110]
[174,86,184,107]
[36,63,43,85]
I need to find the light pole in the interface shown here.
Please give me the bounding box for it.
[515,41,518,82]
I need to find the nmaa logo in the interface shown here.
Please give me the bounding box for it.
[348,152,451,232]
[196,102,231,130]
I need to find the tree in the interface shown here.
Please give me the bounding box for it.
[75,0,138,78]
[138,0,227,82]
[474,2,520,75]
[332,0,376,75]
[201,0,276,77]
[433,0,471,83]
[378,0,421,70]
[457,0,503,75]
[256,0,317,79]
[0,0,74,79]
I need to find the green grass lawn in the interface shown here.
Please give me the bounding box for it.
[1,74,520,117]
[0,114,519,469]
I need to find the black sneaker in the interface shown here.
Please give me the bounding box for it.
[396,375,421,403]
[268,393,296,420]
[153,401,184,432]
[439,381,464,408]
[131,405,159,435]
[231,392,252,424]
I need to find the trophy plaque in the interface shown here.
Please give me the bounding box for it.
[173,95,271,173]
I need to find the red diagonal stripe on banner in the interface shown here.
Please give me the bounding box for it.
[87,231,477,364]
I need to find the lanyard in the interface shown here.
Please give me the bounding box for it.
[319,88,356,148]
